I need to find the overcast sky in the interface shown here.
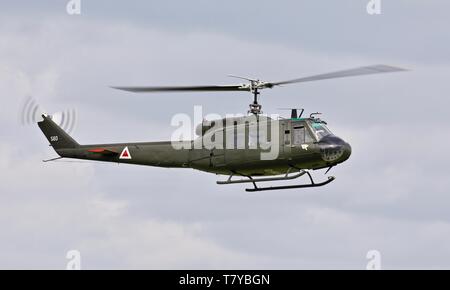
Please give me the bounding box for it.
[1,0,450,269]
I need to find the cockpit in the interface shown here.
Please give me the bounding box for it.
[308,120,332,140]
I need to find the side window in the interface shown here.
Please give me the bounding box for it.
[305,127,315,143]
[292,125,305,145]
[284,129,291,145]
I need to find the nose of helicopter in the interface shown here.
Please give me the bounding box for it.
[318,135,352,164]
[341,141,352,162]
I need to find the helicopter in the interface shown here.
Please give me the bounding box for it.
[37,65,405,191]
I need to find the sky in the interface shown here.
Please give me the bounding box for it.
[1,0,450,269]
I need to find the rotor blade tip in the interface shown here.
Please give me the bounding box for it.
[377,64,409,72]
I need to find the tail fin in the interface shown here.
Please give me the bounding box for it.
[38,114,79,150]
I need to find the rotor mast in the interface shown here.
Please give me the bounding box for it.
[249,83,262,115]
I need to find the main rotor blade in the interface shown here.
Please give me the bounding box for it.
[111,85,247,93]
[270,65,407,86]
[112,64,407,94]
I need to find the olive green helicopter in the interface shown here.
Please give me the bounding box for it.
[37,65,405,191]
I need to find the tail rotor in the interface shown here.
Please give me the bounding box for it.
[19,96,77,134]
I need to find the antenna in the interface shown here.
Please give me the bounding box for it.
[278,108,305,119]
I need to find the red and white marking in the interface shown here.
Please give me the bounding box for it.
[119,146,132,159]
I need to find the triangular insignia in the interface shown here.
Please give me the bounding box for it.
[119,146,132,159]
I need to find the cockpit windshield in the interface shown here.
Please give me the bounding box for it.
[309,121,332,140]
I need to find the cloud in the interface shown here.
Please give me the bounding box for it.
[0,142,257,269]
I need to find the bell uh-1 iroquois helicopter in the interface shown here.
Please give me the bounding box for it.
[37,65,406,191]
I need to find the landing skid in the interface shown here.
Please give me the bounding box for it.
[245,175,335,192]
[217,168,306,185]
[217,168,335,192]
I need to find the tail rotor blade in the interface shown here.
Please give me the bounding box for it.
[19,97,77,134]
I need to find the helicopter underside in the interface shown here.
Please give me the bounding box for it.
[190,157,329,176]
[196,158,335,192]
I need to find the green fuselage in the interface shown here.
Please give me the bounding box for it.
[41,115,351,177]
